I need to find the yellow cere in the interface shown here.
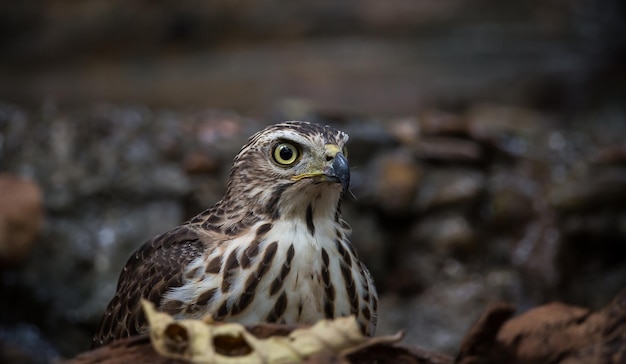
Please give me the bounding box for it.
[324,144,341,158]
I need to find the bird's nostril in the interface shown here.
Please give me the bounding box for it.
[325,155,333,162]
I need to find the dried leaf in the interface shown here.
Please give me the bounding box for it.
[141,300,402,364]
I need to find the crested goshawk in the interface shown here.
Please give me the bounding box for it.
[93,121,378,347]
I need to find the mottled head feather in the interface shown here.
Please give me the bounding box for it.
[220,121,349,218]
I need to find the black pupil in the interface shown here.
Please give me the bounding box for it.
[279,145,293,161]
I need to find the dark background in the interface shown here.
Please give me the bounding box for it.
[1,1,625,362]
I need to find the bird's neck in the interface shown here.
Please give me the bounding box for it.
[211,183,344,239]
[278,185,342,222]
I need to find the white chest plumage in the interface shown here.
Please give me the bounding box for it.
[164,213,377,335]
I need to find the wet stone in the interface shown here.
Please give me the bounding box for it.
[465,104,549,158]
[370,150,422,214]
[414,137,483,162]
[548,167,626,213]
[411,215,477,256]
[418,109,468,136]
[485,172,536,226]
[415,169,485,212]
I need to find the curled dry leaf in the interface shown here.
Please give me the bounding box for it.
[141,300,402,363]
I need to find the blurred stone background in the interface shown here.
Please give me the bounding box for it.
[1,1,625,362]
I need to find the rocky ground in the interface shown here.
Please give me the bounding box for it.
[1,102,625,363]
[0,1,625,363]
[66,289,626,363]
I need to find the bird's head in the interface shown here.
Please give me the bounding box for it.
[223,121,350,219]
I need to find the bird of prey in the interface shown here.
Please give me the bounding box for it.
[92,121,378,347]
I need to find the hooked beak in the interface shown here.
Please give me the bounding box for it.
[324,152,350,194]
[290,145,350,194]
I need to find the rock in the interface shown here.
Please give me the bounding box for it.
[2,101,626,359]
[415,169,485,212]
[485,171,536,226]
[370,150,422,215]
[457,288,626,364]
[418,110,468,136]
[388,117,421,145]
[0,174,43,267]
[414,137,483,162]
[68,287,626,364]
[465,104,549,157]
[0,324,60,364]
[548,167,626,213]
[591,146,626,165]
[411,215,477,256]
[0,105,240,357]
[183,150,222,175]
[378,270,521,355]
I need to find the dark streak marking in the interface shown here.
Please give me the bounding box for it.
[196,288,217,306]
[324,300,334,319]
[362,307,371,320]
[306,204,315,236]
[226,249,239,270]
[160,300,184,315]
[243,274,259,293]
[269,244,295,296]
[260,242,278,273]
[206,256,221,274]
[321,248,329,267]
[186,288,217,313]
[265,184,289,219]
[256,223,273,237]
[213,300,229,321]
[185,267,200,280]
[346,242,358,261]
[335,240,352,267]
[231,291,250,315]
[321,267,330,286]
[266,291,288,322]
[221,249,240,293]
[325,283,335,304]
[242,241,278,305]
[359,321,367,335]
[340,264,359,314]
[241,239,260,269]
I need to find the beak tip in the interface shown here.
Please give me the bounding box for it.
[331,152,350,194]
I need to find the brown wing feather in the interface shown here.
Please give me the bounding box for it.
[92,225,206,348]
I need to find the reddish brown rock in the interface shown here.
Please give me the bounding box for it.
[457,289,626,364]
[372,150,422,214]
[183,150,221,175]
[419,110,468,136]
[0,174,44,267]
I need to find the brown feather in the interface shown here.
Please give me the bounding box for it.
[92,226,205,347]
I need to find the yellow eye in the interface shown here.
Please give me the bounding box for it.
[273,142,299,165]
